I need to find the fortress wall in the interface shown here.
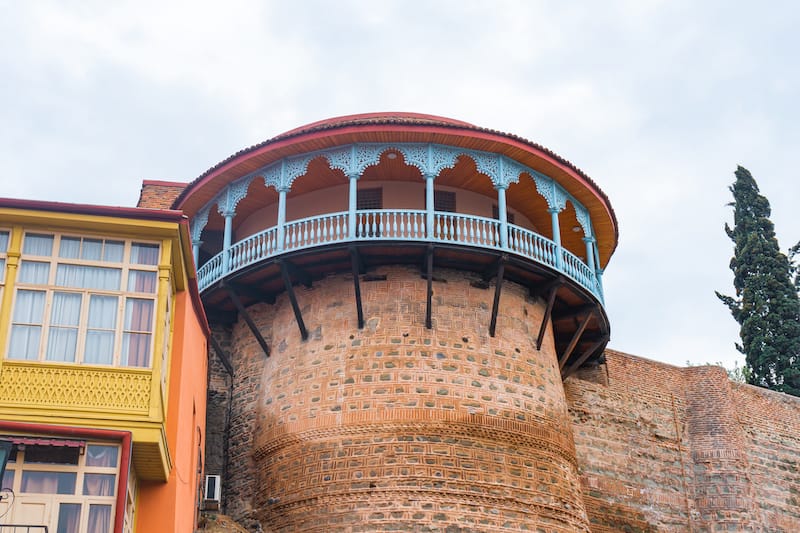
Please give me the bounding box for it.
[225,266,591,532]
[566,350,800,533]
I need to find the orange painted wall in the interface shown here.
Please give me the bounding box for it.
[136,290,208,533]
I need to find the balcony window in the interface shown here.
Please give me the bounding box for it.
[1,441,118,533]
[357,188,383,210]
[0,229,9,301]
[6,233,160,368]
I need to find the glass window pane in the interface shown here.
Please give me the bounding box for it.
[8,325,42,360]
[85,330,115,364]
[122,333,151,367]
[18,260,51,284]
[59,237,81,259]
[21,471,77,494]
[88,295,117,329]
[86,445,118,467]
[104,240,124,262]
[0,230,9,251]
[46,327,78,362]
[57,502,81,533]
[128,270,157,293]
[56,264,121,290]
[88,504,112,533]
[13,290,46,322]
[124,298,153,331]
[0,257,5,283]
[23,233,54,256]
[82,239,103,260]
[84,474,116,496]
[51,292,82,326]
[1,469,13,490]
[131,243,159,265]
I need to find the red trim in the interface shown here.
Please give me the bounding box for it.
[0,421,132,533]
[0,197,185,223]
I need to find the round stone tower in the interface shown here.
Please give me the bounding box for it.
[176,113,618,532]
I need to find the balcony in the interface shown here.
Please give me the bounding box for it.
[181,119,617,377]
[198,209,600,301]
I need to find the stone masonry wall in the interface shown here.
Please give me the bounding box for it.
[565,350,800,532]
[225,266,591,532]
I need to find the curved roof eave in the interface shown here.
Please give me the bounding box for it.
[173,113,619,264]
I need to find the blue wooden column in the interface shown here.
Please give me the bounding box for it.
[549,207,563,268]
[276,187,288,252]
[222,209,234,273]
[496,184,509,249]
[583,236,596,273]
[192,239,202,267]
[348,173,359,239]
[425,173,435,238]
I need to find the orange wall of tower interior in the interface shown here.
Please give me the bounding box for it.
[136,290,208,533]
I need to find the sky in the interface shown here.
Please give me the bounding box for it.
[2,0,799,370]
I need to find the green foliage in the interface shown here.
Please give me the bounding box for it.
[684,360,750,383]
[715,166,800,396]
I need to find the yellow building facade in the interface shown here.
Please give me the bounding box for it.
[0,198,209,532]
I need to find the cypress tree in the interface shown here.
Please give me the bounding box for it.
[716,166,800,396]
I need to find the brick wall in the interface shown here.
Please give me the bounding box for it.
[566,350,800,532]
[223,266,591,532]
[136,180,187,209]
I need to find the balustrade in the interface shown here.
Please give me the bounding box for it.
[196,210,601,301]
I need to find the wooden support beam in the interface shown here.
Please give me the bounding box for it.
[225,285,271,358]
[350,247,364,329]
[209,334,235,376]
[530,276,563,301]
[280,260,309,340]
[536,283,559,350]
[558,310,594,370]
[489,256,507,337]
[281,260,313,289]
[425,245,434,329]
[562,333,609,380]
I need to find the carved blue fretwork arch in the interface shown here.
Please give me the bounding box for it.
[192,142,587,232]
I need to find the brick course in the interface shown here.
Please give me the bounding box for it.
[222,266,590,531]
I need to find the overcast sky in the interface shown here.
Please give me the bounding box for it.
[2,0,799,370]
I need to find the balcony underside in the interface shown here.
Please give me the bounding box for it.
[201,241,609,379]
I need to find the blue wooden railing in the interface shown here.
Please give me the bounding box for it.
[197,210,603,302]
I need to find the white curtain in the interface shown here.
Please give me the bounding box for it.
[122,298,153,367]
[88,504,112,533]
[85,295,118,364]
[86,445,118,467]
[56,502,81,533]
[127,270,156,293]
[56,264,121,290]
[22,233,54,256]
[58,236,82,259]
[8,289,45,359]
[46,292,82,362]
[81,239,103,261]
[83,474,115,496]
[103,241,124,262]
[131,243,159,265]
[18,260,51,284]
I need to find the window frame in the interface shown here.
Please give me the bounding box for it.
[1,441,120,533]
[6,232,161,368]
